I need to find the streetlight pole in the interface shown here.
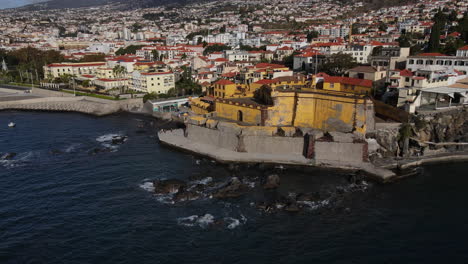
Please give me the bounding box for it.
[30,71,34,93]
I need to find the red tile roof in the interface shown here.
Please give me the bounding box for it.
[255,63,285,69]
[458,45,468,51]
[47,62,105,67]
[141,71,173,75]
[254,79,277,85]
[324,76,373,88]
[399,69,413,77]
[215,79,235,85]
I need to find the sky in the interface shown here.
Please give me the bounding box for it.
[0,0,46,9]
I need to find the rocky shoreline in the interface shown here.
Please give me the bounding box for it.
[142,161,372,215]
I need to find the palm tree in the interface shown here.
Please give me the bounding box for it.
[113,65,127,94]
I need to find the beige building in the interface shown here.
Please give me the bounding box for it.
[131,71,175,94]
[43,62,106,78]
[94,78,129,90]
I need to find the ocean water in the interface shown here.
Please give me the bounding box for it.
[1,111,468,263]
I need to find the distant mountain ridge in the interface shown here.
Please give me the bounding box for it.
[16,0,416,11]
[16,0,197,10]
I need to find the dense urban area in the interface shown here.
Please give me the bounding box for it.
[1,0,468,178]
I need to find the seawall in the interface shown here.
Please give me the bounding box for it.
[158,118,396,182]
[0,87,146,116]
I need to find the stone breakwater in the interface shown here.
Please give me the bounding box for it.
[158,118,396,182]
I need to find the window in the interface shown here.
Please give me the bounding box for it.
[330,83,334,88]
[409,59,414,64]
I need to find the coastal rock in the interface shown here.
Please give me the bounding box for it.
[111,136,127,145]
[213,177,247,199]
[173,187,200,202]
[373,128,399,157]
[296,192,318,202]
[89,148,112,155]
[263,174,280,189]
[153,179,186,194]
[284,201,300,212]
[1,152,16,160]
[49,149,63,155]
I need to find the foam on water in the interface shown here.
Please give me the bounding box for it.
[177,214,246,229]
[64,143,82,153]
[177,214,215,228]
[298,199,330,211]
[95,133,125,151]
[139,182,155,192]
[191,177,213,185]
[224,217,240,229]
[0,151,35,169]
[96,133,123,142]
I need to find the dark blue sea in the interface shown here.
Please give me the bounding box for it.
[1,111,468,264]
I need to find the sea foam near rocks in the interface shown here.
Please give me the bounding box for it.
[139,181,155,192]
[177,214,215,228]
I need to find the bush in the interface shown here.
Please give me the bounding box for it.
[253,85,274,106]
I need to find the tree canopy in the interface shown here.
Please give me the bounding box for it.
[253,85,274,106]
[202,44,231,55]
[318,53,357,76]
[115,45,145,55]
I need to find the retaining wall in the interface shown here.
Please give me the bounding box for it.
[159,120,369,167]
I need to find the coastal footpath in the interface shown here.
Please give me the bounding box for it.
[0,87,146,116]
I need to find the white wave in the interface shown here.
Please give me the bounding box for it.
[139,182,155,192]
[224,217,240,229]
[96,133,122,142]
[155,194,175,204]
[64,143,81,153]
[177,215,199,227]
[191,177,213,185]
[0,159,22,169]
[197,214,215,228]
[177,214,214,228]
[240,214,247,223]
[298,199,330,210]
[242,178,255,188]
[95,133,125,152]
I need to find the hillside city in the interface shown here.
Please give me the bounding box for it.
[0,0,468,146]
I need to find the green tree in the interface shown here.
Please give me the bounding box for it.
[306,31,319,42]
[202,44,231,55]
[459,12,468,43]
[113,65,127,93]
[378,22,388,32]
[151,50,160,61]
[80,53,106,62]
[319,53,357,76]
[115,45,145,55]
[253,85,274,106]
[427,21,441,52]
[82,80,91,87]
[397,33,412,47]
[442,38,465,55]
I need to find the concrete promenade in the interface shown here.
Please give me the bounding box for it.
[0,87,145,116]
